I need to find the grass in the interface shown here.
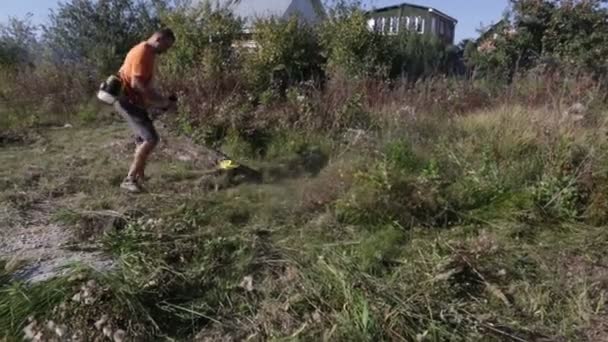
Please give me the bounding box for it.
[1,104,608,340]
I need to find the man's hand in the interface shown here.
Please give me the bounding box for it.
[131,76,167,107]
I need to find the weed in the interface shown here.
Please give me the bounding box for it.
[533,174,581,221]
[355,224,407,274]
[0,277,71,338]
[4,77,608,341]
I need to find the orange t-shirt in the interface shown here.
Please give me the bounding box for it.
[119,42,156,106]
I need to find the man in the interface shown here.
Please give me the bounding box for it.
[115,28,176,193]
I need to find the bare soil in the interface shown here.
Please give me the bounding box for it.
[0,122,242,282]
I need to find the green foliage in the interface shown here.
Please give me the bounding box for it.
[320,1,459,80]
[542,0,608,74]
[320,3,392,78]
[263,130,333,161]
[4,101,608,340]
[160,1,242,78]
[244,16,323,93]
[0,278,71,338]
[384,139,423,172]
[390,32,458,79]
[0,15,38,68]
[336,157,445,228]
[533,174,581,221]
[334,93,372,130]
[356,224,407,273]
[221,128,256,159]
[465,20,521,81]
[443,147,507,212]
[468,0,608,79]
[76,101,100,124]
[44,0,167,76]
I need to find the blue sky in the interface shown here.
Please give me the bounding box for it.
[0,0,510,42]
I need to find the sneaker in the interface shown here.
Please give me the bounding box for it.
[120,177,142,193]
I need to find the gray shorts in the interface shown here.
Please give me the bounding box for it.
[113,98,159,144]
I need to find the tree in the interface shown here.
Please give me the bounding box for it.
[0,15,38,68]
[319,1,392,78]
[467,0,608,80]
[390,33,455,80]
[160,0,242,78]
[542,0,608,74]
[244,16,323,93]
[44,0,169,76]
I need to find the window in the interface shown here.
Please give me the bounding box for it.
[415,17,425,34]
[439,20,444,35]
[431,18,437,34]
[380,17,387,33]
[367,18,376,31]
[405,16,411,30]
[389,16,399,34]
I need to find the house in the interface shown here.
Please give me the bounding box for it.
[211,0,326,30]
[367,2,458,45]
[474,19,517,53]
[196,0,325,48]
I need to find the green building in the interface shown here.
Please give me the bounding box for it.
[367,2,458,45]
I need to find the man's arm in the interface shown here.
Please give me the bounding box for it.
[131,76,170,108]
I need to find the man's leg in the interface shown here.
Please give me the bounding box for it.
[129,139,157,181]
[114,99,160,192]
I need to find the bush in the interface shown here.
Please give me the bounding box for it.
[160,1,242,79]
[335,151,446,228]
[356,224,407,273]
[243,16,324,94]
[44,0,167,77]
[390,32,459,80]
[0,62,92,129]
[0,15,38,69]
[467,0,608,80]
[320,1,392,78]
[543,0,608,75]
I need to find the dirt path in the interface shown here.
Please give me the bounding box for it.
[0,200,114,283]
[0,122,230,282]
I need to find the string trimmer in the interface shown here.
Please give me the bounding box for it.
[148,96,263,190]
[98,76,262,190]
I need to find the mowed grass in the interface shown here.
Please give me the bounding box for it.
[1,106,608,341]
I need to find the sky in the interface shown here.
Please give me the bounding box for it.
[0,0,510,42]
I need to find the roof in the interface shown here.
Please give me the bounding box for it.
[477,19,509,42]
[200,0,325,26]
[369,2,458,24]
[216,0,293,20]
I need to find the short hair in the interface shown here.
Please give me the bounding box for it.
[157,28,175,41]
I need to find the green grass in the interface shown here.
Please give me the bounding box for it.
[1,105,608,340]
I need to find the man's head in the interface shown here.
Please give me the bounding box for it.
[147,28,175,54]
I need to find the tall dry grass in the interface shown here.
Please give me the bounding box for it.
[0,63,94,129]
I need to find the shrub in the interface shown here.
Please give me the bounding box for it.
[533,174,581,221]
[390,32,458,80]
[356,224,407,273]
[243,16,324,94]
[160,1,242,79]
[542,0,608,75]
[44,0,167,77]
[319,1,392,78]
[467,0,608,80]
[0,15,38,69]
[0,61,92,128]
[336,151,446,228]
